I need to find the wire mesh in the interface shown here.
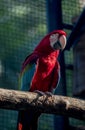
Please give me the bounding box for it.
[62,0,85,127]
[62,0,84,25]
[0,0,85,130]
[0,0,49,130]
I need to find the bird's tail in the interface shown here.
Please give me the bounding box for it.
[17,110,41,130]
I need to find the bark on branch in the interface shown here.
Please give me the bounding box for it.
[0,88,85,120]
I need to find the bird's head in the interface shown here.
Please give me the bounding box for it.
[34,30,66,55]
[49,30,66,50]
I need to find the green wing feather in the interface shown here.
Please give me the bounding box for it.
[18,53,39,91]
[19,64,35,91]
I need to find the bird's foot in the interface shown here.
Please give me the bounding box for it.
[34,90,53,96]
[34,90,45,96]
[45,91,53,96]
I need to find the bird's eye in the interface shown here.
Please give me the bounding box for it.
[59,35,66,49]
[49,33,59,48]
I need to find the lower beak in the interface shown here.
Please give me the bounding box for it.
[53,41,62,50]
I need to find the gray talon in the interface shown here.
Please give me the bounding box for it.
[45,91,53,96]
[34,90,45,96]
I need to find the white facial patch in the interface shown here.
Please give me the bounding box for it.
[49,33,59,48]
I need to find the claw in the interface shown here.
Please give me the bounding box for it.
[34,90,45,96]
[34,90,53,96]
[45,91,53,96]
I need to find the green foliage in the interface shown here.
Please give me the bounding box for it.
[0,0,47,89]
[0,0,47,65]
[62,0,83,24]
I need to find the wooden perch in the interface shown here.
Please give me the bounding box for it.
[0,88,85,120]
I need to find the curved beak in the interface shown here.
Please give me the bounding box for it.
[54,35,66,50]
[59,35,66,50]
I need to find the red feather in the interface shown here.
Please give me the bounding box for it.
[17,30,66,130]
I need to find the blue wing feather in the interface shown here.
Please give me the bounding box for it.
[19,64,35,91]
[18,53,39,91]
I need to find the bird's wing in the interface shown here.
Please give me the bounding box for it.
[51,61,60,91]
[19,53,39,91]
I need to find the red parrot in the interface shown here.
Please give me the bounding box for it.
[17,30,66,130]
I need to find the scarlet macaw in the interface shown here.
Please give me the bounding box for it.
[17,30,66,130]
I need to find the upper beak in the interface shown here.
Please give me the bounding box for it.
[53,35,66,50]
[59,35,66,50]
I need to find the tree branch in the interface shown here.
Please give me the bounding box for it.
[0,88,85,120]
